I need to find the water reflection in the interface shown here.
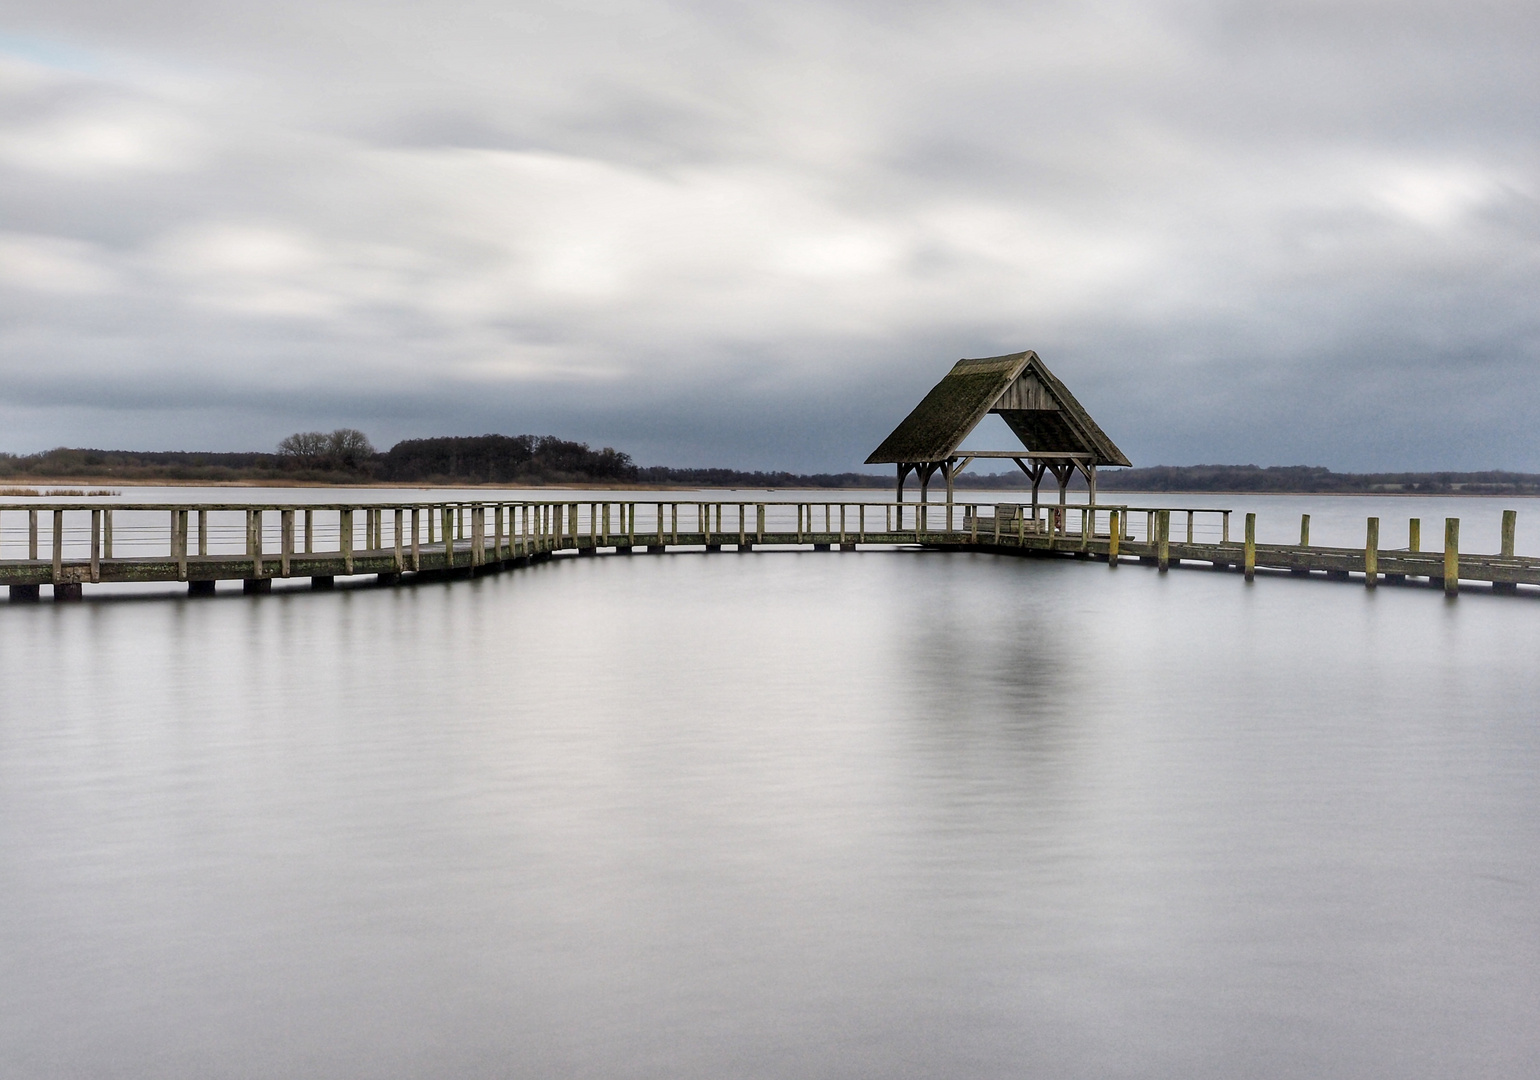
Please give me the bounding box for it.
[1,548,1537,1078]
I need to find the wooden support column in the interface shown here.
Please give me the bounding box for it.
[411,507,421,570]
[1108,509,1120,566]
[396,509,405,571]
[340,508,353,575]
[1244,513,1256,581]
[29,508,38,560]
[1444,518,1459,596]
[90,508,101,582]
[52,509,63,583]
[103,509,113,560]
[1365,517,1378,588]
[174,509,189,581]
[442,506,454,568]
[1156,509,1170,572]
[1409,518,1420,552]
[1501,509,1516,557]
[281,509,294,577]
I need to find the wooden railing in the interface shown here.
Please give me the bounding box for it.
[0,499,1533,599]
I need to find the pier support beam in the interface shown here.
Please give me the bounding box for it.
[1243,513,1256,581]
[53,582,83,602]
[1444,518,1460,597]
[1365,517,1379,588]
[243,578,271,595]
[188,580,216,596]
[9,584,40,603]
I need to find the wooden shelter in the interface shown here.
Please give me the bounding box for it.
[866,350,1130,507]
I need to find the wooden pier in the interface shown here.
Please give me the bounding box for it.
[2,499,1536,601]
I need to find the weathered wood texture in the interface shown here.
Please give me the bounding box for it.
[3,500,1536,600]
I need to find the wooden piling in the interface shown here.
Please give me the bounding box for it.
[1444,518,1459,596]
[341,508,354,575]
[1300,514,1310,547]
[52,510,63,583]
[175,509,188,580]
[281,509,294,577]
[1501,509,1516,557]
[103,508,112,560]
[1244,513,1256,581]
[1156,509,1170,572]
[1365,517,1378,588]
[1108,509,1120,565]
[90,508,101,583]
[1409,518,1420,553]
[29,508,38,561]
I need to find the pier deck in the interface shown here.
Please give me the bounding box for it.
[1,499,1535,600]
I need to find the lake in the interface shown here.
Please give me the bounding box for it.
[1,489,1537,1078]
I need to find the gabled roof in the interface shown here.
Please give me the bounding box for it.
[865,350,1131,467]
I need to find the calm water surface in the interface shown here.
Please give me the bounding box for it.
[2,494,1538,1078]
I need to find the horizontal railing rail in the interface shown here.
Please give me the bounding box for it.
[1,500,1534,600]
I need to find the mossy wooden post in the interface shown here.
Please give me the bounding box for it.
[1300,514,1310,547]
[340,508,354,575]
[51,510,63,581]
[29,508,38,560]
[1492,508,1519,593]
[1243,513,1256,581]
[175,509,188,580]
[1186,510,1194,544]
[1108,509,1120,565]
[246,509,262,578]
[441,506,453,566]
[758,503,767,543]
[1364,517,1379,588]
[1443,518,1459,596]
[280,509,294,577]
[395,509,405,571]
[1156,509,1170,572]
[1408,518,1420,553]
[410,507,420,569]
[103,508,112,560]
[90,508,101,582]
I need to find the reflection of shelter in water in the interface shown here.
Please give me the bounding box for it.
[865,350,1131,509]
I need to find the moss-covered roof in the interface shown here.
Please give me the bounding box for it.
[865,350,1131,467]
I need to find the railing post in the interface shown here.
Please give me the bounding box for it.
[1157,509,1170,572]
[757,504,766,543]
[281,509,294,577]
[395,508,405,570]
[1501,509,1516,557]
[175,509,188,580]
[1223,511,1231,543]
[1244,513,1256,581]
[103,508,113,560]
[340,508,353,575]
[1365,517,1378,588]
[246,509,263,578]
[411,507,421,570]
[90,508,101,582]
[1186,510,1194,544]
[1444,518,1459,596]
[1108,509,1120,566]
[442,506,454,566]
[29,508,38,561]
[1300,514,1310,548]
[51,509,63,583]
[1409,518,1420,553]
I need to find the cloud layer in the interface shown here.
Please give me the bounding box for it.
[1,1,1537,470]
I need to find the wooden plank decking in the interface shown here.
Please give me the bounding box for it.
[2,500,1535,600]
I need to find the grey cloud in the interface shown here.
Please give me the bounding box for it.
[0,1,1536,470]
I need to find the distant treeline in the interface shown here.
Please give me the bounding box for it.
[3,436,1538,493]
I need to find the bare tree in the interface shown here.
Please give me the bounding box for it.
[277,431,330,461]
[326,428,375,469]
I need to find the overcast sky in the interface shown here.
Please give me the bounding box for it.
[1,1,1536,471]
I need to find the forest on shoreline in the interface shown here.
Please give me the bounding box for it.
[4,432,1538,495]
